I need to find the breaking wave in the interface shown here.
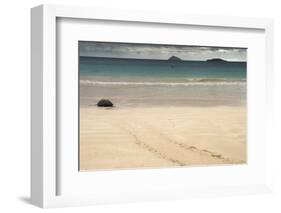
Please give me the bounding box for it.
[80,79,246,86]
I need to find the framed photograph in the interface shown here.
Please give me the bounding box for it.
[31,4,274,208]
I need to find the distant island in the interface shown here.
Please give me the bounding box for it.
[206,58,228,62]
[168,56,182,61]
[167,56,228,63]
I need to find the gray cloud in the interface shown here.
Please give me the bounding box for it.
[79,41,246,62]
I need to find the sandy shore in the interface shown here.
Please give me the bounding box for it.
[79,106,246,171]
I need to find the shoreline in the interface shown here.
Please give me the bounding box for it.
[80,104,246,109]
[80,103,247,110]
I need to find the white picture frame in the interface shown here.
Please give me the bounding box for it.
[31,4,274,208]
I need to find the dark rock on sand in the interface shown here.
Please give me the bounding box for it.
[97,99,114,107]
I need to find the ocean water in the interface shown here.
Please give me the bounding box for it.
[79,57,247,107]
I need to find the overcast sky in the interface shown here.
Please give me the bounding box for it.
[79,41,246,62]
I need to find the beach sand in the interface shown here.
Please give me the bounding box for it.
[79,106,246,171]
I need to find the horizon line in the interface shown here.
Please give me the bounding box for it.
[79,55,246,62]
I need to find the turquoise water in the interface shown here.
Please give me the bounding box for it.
[79,57,247,107]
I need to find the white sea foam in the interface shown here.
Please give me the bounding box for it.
[80,79,246,86]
